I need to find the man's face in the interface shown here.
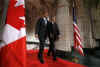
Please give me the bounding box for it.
[44,12,48,17]
[52,17,56,22]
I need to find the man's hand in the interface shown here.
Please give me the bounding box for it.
[58,35,62,40]
[35,34,38,38]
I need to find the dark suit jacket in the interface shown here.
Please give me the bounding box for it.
[47,22,60,41]
[35,18,49,40]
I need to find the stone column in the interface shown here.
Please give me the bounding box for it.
[77,0,97,48]
[56,0,73,52]
[93,4,100,39]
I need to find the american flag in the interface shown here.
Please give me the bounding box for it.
[73,6,84,56]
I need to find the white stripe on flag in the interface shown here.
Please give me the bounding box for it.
[78,45,83,54]
[76,36,82,45]
[73,22,80,31]
[74,28,80,38]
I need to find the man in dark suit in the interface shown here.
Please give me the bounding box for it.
[35,11,49,64]
[47,16,60,61]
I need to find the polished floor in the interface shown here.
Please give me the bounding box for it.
[64,47,100,67]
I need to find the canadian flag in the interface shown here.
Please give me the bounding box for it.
[0,0,26,67]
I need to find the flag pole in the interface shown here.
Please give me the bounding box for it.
[73,0,84,56]
[72,0,84,63]
[72,0,77,22]
[72,0,80,63]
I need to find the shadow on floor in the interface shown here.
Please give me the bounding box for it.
[57,47,100,67]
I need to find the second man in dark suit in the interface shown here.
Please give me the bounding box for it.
[47,16,60,61]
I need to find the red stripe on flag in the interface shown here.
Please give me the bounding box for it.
[73,23,80,33]
[74,31,81,41]
[73,23,84,56]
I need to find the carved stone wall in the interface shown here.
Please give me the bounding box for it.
[0,0,98,49]
[92,5,100,39]
[77,0,97,48]
[25,0,98,49]
[55,0,72,51]
[25,0,58,41]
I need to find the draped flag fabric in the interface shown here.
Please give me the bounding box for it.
[0,0,26,67]
[73,7,84,56]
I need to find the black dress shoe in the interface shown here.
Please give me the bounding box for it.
[47,53,50,56]
[38,54,44,64]
[39,58,44,64]
[53,57,57,61]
